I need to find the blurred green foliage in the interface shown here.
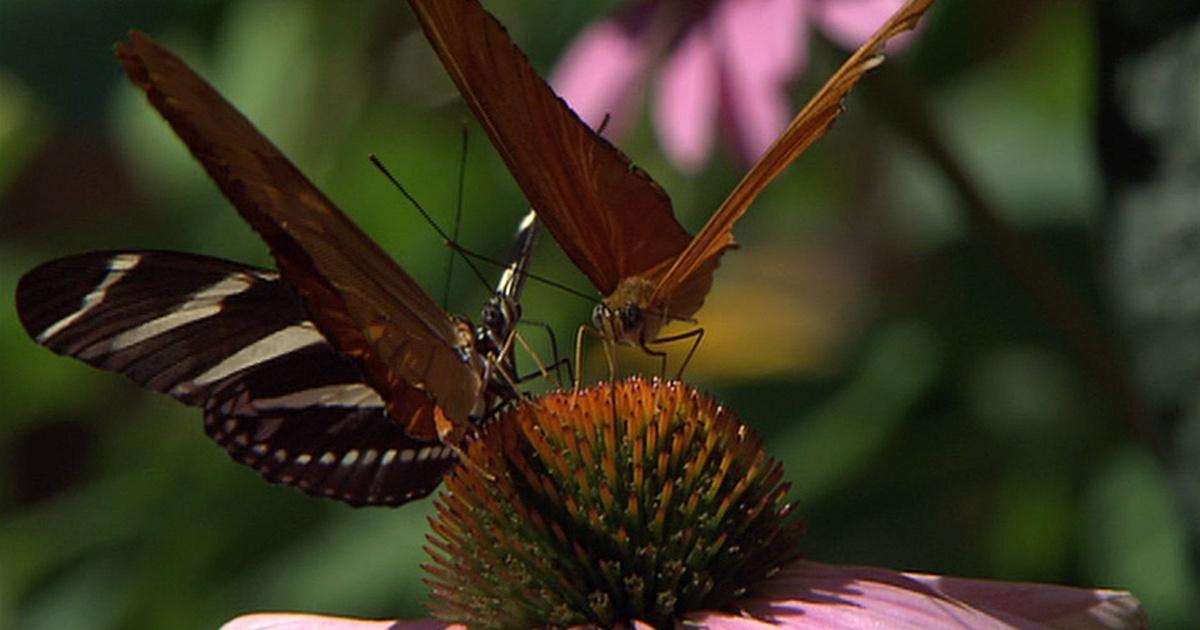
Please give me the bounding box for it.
[0,1,1195,628]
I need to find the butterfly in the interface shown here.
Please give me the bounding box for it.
[15,32,542,507]
[408,0,933,362]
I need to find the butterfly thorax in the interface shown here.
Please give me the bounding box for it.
[478,294,521,355]
[596,275,665,346]
[475,294,522,403]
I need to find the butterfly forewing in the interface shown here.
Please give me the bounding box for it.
[649,0,935,312]
[116,32,482,436]
[16,251,455,505]
[409,0,933,348]
[407,0,693,296]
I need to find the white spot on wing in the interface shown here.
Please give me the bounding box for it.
[39,253,143,342]
[251,383,384,411]
[104,274,253,352]
[173,323,324,396]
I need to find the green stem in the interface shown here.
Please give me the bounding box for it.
[870,66,1150,448]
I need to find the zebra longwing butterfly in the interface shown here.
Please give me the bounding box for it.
[15,31,542,507]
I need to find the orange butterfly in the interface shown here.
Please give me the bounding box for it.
[412,0,932,367]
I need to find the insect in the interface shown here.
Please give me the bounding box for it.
[408,0,933,372]
[15,32,542,507]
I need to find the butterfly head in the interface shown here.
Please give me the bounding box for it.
[475,294,522,394]
[595,276,664,346]
[479,294,521,344]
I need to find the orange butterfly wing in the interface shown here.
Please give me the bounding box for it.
[407,0,693,297]
[649,0,936,315]
[409,0,933,346]
[116,32,484,437]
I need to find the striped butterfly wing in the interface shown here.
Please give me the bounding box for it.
[16,251,456,506]
[116,32,484,440]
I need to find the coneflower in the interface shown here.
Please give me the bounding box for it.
[224,380,1145,630]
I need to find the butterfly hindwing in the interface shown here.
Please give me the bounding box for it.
[203,343,457,506]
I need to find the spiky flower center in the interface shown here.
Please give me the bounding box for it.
[425,378,803,628]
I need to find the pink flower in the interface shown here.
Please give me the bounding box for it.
[222,560,1144,630]
[220,616,409,630]
[691,560,1146,629]
[551,0,918,172]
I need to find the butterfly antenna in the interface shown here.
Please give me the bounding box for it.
[369,154,492,290]
[441,123,470,308]
[454,246,599,306]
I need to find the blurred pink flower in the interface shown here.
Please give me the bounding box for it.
[220,615,439,630]
[551,0,918,172]
[221,559,1144,629]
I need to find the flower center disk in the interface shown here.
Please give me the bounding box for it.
[425,378,804,628]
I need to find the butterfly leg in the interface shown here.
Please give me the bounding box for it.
[637,339,670,380]
[434,410,497,482]
[573,324,616,391]
[519,317,572,386]
[489,349,524,401]
[447,439,497,483]
[515,359,571,389]
[646,327,705,381]
[508,327,573,391]
[508,325,562,389]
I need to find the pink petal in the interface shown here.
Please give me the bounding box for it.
[653,23,720,172]
[220,613,459,630]
[690,560,1145,629]
[718,0,810,80]
[713,0,808,164]
[550,4,658,134]
[908,572,1146,630]
[813,0,918,51]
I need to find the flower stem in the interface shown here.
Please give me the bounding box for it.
[869,66,1150,448]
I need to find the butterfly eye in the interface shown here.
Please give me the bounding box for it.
[620,305,642,331]
[591,303,610,330]
[481,299,505,331]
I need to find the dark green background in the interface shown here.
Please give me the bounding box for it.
[0,1,1195,628]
